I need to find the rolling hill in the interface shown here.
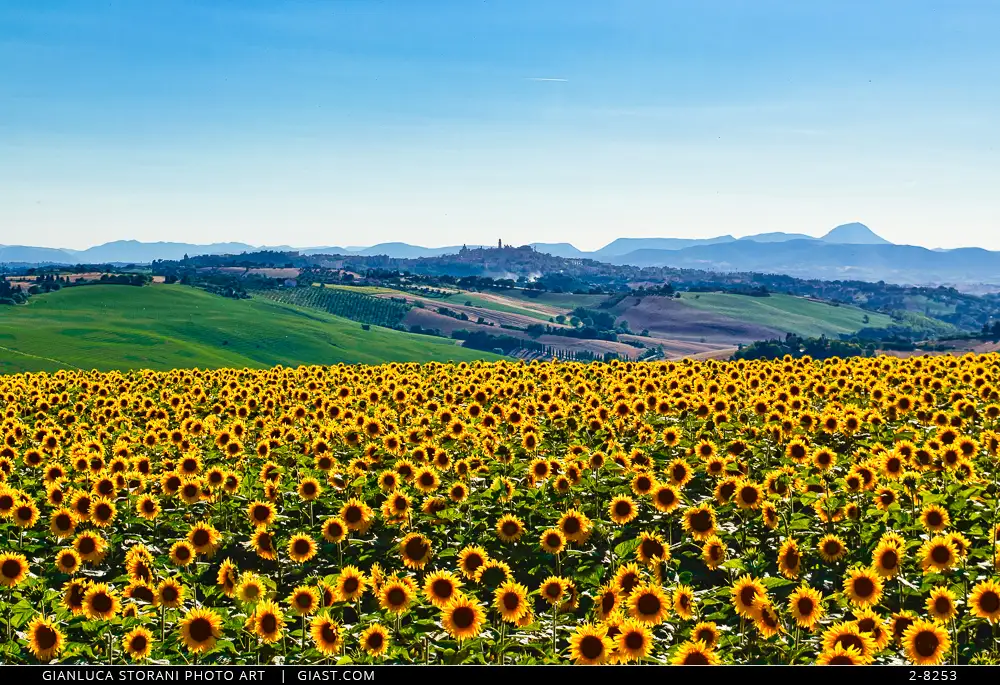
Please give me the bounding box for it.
[0,285,497,374]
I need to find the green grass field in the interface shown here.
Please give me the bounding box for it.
[677,292,895,338]
[500,290,609,311]
[0,285,498,374]
[427,292,554,321]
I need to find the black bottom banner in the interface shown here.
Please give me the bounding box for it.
[0,665,995,685]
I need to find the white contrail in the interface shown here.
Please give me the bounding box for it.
[526,77,568,82]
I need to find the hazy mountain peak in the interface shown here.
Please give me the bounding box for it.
[821,222,891,245]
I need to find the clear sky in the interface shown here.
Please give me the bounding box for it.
[2,1,998,251]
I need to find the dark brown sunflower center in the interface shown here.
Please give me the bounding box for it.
[293,539,311,556]
[837,634,864,651]
[853,577,875,598]
[579,635,604,660]
[2,559,22,578]
[881,549,899,569]
[387,588,406,606]
[252,505,270,521]
[636,593,661,616]
[130,635,148,652]
[404,537,429,560]
[35,625,58,650]
[739,487,759,504]
[452,606,475,629]
[683,651,709,665]
[432,579,453,600]
[261,614,277,634]
[563,517,581,534]
[91,593,113,613]
[501,521,519,536]
[690,510,712,532]
[503,592,520,611]
[931,546,951,563]
[914,630,940,657]
[189,617,213,643]
[641,539,665,560]
[823,541,841,557]
[935,597,951,614]
[979,591,1000,613]
[344,506,362,523]
[192,530,210,547]
[740,586,757,607]
[343,578,359,594]
[614,501,632,517]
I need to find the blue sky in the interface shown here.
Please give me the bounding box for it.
[2,1,998,251]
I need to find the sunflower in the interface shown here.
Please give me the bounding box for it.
[0,552,29,587]
[62,579,89,615]
[54,548,81,575]
[594,582,620,621]
[400,533,432,569]
[441,596,486,641]
[650,483,681,514]
[682,504,717,541]
[671,639,719,665]
[49,507,77,538]
[135,495,160,520]
[336,566,368,602]
[753,599,783,638]
[423,570,463,608]
[558,508,591,543]
[701,536,727,570]
[494,581,529,623]
[539,528,566,555]
[188,522,221,556]
[236,573,265,605]
[288,534,317,563]
[217,558,239,597]
[288,585,320,616]
[818,534,847,563]
[920,536,958,573]
[734,479,763,510]
[568,623,614,665]
[731,575,767,618]
[853,607,892,652]
[169,540,195,567]
[318,517,347,545]
[83,582,120,620]
[821,621,876,664]
[26,615,64,662]
[969,579,1000,622]
[252,600,286,643]
[607,617,649,662]
[891,611,918,646]
[311,615,344,656]
[777,538,801,579]
[926,586,958,623]
[123,627,154,662]
[673,584,695,620]
[903,618,950,666]
[628,583,670,625]
[360,623,389,658]
[13,499,39,528]
[379,577,415,614]
[608,495,638,524]
[920,504,950,532]
[341,497,375,532]
[495,514,525,543]
[247,501,276,527]
[872,539,904,578]
[179,607,223,654]
[540,576,569,606]
[156,578,185,608]
[788,586,824,630]
[613,562,644,596]
[816,644,866,665]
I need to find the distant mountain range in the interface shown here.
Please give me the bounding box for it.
[2,223,998,285]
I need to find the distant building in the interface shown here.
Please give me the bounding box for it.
[498,238,502,249]
[283,279,297,288]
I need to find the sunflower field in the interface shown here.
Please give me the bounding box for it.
[2,355,1000,666]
